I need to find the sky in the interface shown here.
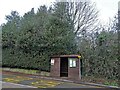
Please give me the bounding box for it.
[0,0,119,25]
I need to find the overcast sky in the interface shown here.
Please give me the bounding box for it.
[0,0,119,25]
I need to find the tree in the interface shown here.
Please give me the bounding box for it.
[77,16,119,80]
[5,11,20,22]
[44,2,77,55]
[62,1,98,35]
[2,11,21,49]
[2,4,77,71]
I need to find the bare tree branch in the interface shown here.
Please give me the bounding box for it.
[65,1,98,35]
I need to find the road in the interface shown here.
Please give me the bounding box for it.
[2,81,37,88]
[2,71,102,88]
[1,81,101,88]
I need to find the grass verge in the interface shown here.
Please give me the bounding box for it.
[104,81,119,86]
[81,76,119,87]
[2,67,50,76]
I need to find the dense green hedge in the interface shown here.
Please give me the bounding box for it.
[2,4,76,71]
[2,48,50,71]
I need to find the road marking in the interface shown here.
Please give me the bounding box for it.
[1,81,37,88]
[3,75,34,84]
[31,80,62,88]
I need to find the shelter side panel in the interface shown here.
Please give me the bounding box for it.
[68,60,80,79]
[50,58,60,77]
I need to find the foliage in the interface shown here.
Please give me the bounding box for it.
[78,17,119,81]
[104,81,119,86]
[2,1,118,82]
[2,3,76,71]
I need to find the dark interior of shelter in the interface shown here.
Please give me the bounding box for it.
[60,57,68,77]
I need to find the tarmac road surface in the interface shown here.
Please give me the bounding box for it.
[1,81,101,88]
[2,71,103,88]
[2,81,37,88]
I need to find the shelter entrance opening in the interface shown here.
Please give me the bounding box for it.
[60,57,68,77]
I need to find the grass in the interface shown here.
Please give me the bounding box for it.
[104,81,119,87]
[0,67,2,71]
[2,67,50,76]
[81,76,119,87]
